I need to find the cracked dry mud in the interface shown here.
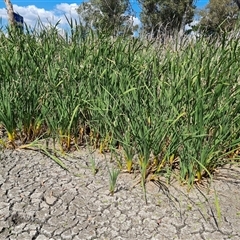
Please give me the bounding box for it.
[0,149,239,240]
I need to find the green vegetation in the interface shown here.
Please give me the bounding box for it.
[0,23,239,197]
[77,0,136,36]
[197,0,240,36]
[140,0,195,37]
[108,166,120,195]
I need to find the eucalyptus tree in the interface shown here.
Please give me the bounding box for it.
[77,0,138,36]
[139,0,195,38]
[198,0,240,35]
[234,0,240,9]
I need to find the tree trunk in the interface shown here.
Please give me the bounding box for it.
[4,0,15,27]
[179,11,187,37]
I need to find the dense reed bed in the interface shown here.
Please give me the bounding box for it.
[0,25,239,195]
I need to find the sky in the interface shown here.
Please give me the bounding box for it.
[0,1,209,31]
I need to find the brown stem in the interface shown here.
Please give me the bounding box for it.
[4,0,15,27]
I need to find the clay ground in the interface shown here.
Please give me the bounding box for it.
[0,149,239,240]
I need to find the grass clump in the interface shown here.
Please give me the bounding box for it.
[0,22,239,200]
[108,166,120,196]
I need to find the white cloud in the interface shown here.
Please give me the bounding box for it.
[0,3,80,30]
[56,3,78,14]
[185,20,199,31]
[55,3,79,22]
[0,6,8,19]
[0,3,140,33]
[131,16,141,27]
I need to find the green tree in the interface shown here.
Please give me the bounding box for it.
[139,0,195,38]
[234,0,240,9]
[198,0,240,35]
[77,0,137,36]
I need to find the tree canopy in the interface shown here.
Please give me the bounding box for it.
[139,0,195,38]
[77,0,137,36]
[198,0,240,35]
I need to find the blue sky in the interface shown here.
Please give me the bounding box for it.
[0,1,209,30]
[0,1,209,11]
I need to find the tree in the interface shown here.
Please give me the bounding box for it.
[198,0,240,35]
[139,0,195,38]
[234,0,240,9]
[77,0,137,36]
[4,0,15,27]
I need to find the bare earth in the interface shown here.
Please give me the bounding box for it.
[0,149,239,240]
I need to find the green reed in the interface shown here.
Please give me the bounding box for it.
[0,22,239,198]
